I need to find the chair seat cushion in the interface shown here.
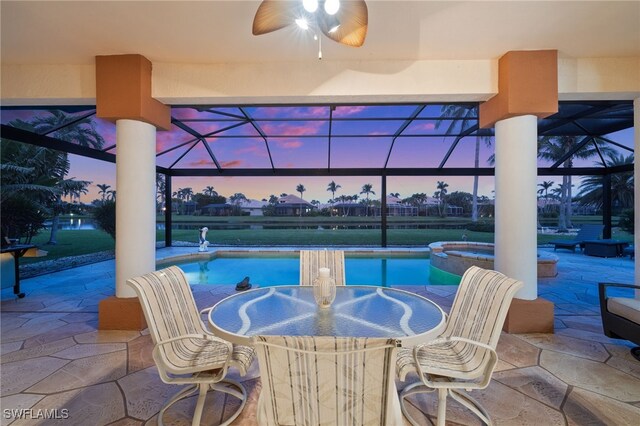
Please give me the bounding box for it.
[608,297,640,324]
[163,337,232,374]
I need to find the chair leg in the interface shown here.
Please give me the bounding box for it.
[436,388,448,426]
[192,383,209,426]
[398,381,436,426]
[212,379,248,426]
[449,389,491,425]
[159,384,199,426]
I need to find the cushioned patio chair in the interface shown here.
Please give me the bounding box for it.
[599,282,640,361]
[252,335,403,425]
[299,249,346,286]
[548,223,604,252]
[397,266,523,426]
[127,266,255,426]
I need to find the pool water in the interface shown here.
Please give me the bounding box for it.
[163,253,435,286]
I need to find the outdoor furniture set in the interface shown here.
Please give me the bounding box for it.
[127,251,525,425]
[599,283,640,361]
[549,224,631,258]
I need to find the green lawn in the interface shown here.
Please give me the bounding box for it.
[20,215,631,265]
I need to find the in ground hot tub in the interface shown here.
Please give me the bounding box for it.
[429,241,558,284]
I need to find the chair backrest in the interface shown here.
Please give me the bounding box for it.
[576,224,604,240]
[127,266,227,373]
[252,335,400,426]
[443,266,523,349]
[299,249,346,286]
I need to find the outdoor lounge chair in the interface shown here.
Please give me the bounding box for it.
[252,335,403,425]
[127,266,255,426]
[299,249,346,286]
[599,282,640,361]
[397,266,523,426]
[548,223,604,252]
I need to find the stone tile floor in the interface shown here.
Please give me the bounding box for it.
[1,247,638,425]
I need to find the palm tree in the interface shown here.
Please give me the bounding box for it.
[156,174,165,213]
[268,194,279,204]
[537,180,554,216]
[436,105,492,222]
[296,184,306,216]
[577,152,633,211]
[326,181,341,216]
[26,111,105,244]
[97,183,111,203]
[538,136,613,230]
[204,186,218,197]
[435,181,449,217]
[229,193,248,215]
[360,183,375,216]
[390,192,400,198]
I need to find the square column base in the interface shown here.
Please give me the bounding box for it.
[98,296,147,330]
[503,297,554,333]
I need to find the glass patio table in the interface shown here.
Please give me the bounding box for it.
[207,285,446,346]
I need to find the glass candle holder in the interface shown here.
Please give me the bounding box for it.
[313,267,336,308]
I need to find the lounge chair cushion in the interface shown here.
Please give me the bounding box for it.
[608,297,640,324]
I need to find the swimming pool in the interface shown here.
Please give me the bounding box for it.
[159,252,434,286]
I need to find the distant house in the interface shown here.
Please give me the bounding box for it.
[173,201,197,215]
[275,195,315,216]
[239,199,268,216]
[201,203,234,216]
[333,202,367,216]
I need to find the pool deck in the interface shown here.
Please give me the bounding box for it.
[1,247,638,425]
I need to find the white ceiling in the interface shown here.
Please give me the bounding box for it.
[1,1,639,65]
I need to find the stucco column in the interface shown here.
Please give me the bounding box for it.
[634,97,639,296]
[494,115,538,300]
[115,119,157,297]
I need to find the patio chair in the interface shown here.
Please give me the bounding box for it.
[127,266,255,426]
[397,266,523,426]
[299,249,346,286]
[252,335,403,425]
[599,282,640,361]
[548,224,604,252]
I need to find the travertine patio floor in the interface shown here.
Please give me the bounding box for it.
[1,247,638,425]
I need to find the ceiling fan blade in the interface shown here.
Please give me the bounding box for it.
[318,0,368,47]
[252,0,294,35]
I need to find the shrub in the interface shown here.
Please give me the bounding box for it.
[464,222,495,233]
[93,201,116,239]
[618,208,634,234]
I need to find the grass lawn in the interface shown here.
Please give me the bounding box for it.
[20,215,631,265]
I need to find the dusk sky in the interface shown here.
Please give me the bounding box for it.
[1,106,634,204]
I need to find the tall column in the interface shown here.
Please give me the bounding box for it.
[494,115,538,300]
[96,54,170,330]
[115,119,157,297]
[634,97,639,296]
[479,50,558,333]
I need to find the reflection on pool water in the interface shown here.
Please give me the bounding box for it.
[159,252,436,287]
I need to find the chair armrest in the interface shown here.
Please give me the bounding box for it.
[599,283,639,306]
[413,336,497,387]
[200,306,213,315]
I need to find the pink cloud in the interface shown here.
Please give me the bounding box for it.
[333,106,367,116]
[221,160,243,168]
[188,158,213,167]
[275,140,303,149]
[234,144,269,157]
[262,121,324,136]
[412,122,436,131]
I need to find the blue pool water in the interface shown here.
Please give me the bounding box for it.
[162,253,433,286]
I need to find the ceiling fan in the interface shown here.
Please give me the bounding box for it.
[252,0,368,48]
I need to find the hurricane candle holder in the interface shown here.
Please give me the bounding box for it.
[313,267,336,308]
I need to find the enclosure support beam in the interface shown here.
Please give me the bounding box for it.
[602,174,612,240]
[381,175,387,247]
[634,97,639,297]
[165,173,172,247]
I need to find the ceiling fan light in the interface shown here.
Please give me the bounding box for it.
[295,18,309,30]
[302,0,319,13]
[324,0,340,15]
[325,15,341,33]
